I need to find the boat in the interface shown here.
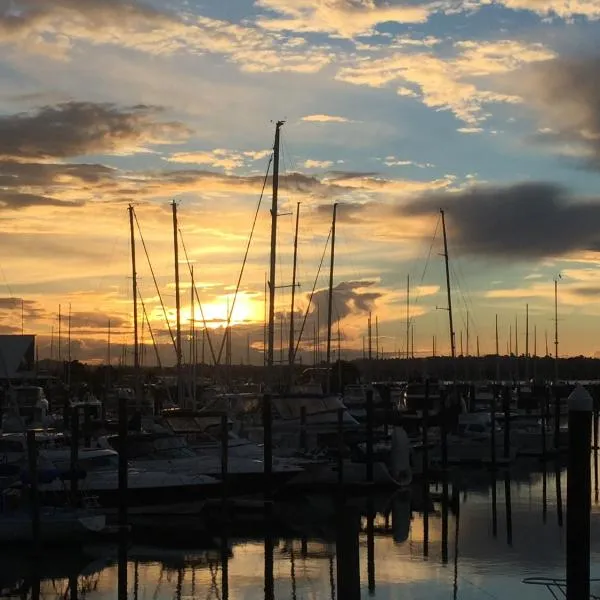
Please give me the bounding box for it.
[0,502,106,543]
[96,430,304,493]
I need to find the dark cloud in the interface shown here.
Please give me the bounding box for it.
[522,56,600,168]
[402,182,600,259]
[0,191,82,209]
[67,311,128,330]
[0,101,189,161]
[308,280,381,325]
[0,0,169,38]
[324,171,381,181]
[0,298,47,322]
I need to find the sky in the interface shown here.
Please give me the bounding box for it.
[2,0,600,366]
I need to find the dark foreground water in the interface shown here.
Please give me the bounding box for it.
[3,459,600,599]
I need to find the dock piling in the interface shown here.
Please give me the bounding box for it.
[566,385,592,600]
[337,407,344,486]
[70,407,79,507]
[26,430,41,556]
[366,388,374,483]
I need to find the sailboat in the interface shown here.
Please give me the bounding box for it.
[241,122,411,488]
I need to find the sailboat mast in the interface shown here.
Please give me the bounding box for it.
[172,200,182,404]
[495,314,500,381]
[554,277,559,382]
[267,120,284,382]
[406,274,410,361]
[375,315,379,360]
[128,205,140,399]
[440,209,456,362]
[58,304,61,362]
[288,202,300,387]
[190,266,196,404]
[325,202,338,394]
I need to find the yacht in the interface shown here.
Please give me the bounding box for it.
[96,430,304,492]
[5,442,220,508]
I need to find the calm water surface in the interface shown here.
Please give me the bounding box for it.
[4,459,600,599]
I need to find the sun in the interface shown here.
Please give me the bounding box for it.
[183,292,263,329]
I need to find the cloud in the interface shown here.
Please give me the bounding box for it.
[303,159,334,169]
[256,0,432,38]
[513,56,600,168]
[336,40,554,124]
[0,0,333,73]
[401,182,600,259]
[383,156,434,168]
[166,148,271,171]
[457,127,484,134]
[307,280,382,325]
[301,114,350,123]
[67,311,127,329]
[0,101,189,161]
[491,0,600,20]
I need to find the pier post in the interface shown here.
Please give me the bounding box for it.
[422,379,430,486]
[262,393,273,500]
[118,395,128,536]
[367,496,375,595]
[441,389,448,472]
[541,388,547,460]
[300,406,307,452]
[70,407,79,507]
[221,413,229,511]
[566,385,592,600]
[337,407,344,486]
[490,388,497,469]
[504,471,513,546]
[26,430,41,555]
[502,386,511,461]
[366,388,374,483]
[554,386,561,453]
[594,397,599,503]
[336,504,360,600]
[83,404,91,448]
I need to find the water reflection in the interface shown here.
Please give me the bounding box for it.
[6,459,600,599]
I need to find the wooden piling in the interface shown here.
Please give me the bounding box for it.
[367,496,375,595]
[70,407,79,507]
[262,393,273,500]
[299,406,307,452]
[336,504,361,600]
[441,389,448,473]
[554,387,561,453]
[504,472,512,546]
[83,404,91,448]
[221,413,229,511]
[490,388,497,469]
[503,386,511,460]
[566,385,592,600]
[366,388,374,483]
[26,430,41,555]
[118,395,128,534]
[337,407,344,486]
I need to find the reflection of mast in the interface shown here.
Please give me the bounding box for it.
[325,203,338,394]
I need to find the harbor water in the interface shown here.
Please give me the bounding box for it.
[3,458,600,599]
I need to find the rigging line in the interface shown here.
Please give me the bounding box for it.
[179,231,218,367]
[215,153,273,365]
[410,213,441,324]
[138,289,162,369]
[293,227,332,362]
[0,263,13,297]
[133,208,177,351]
